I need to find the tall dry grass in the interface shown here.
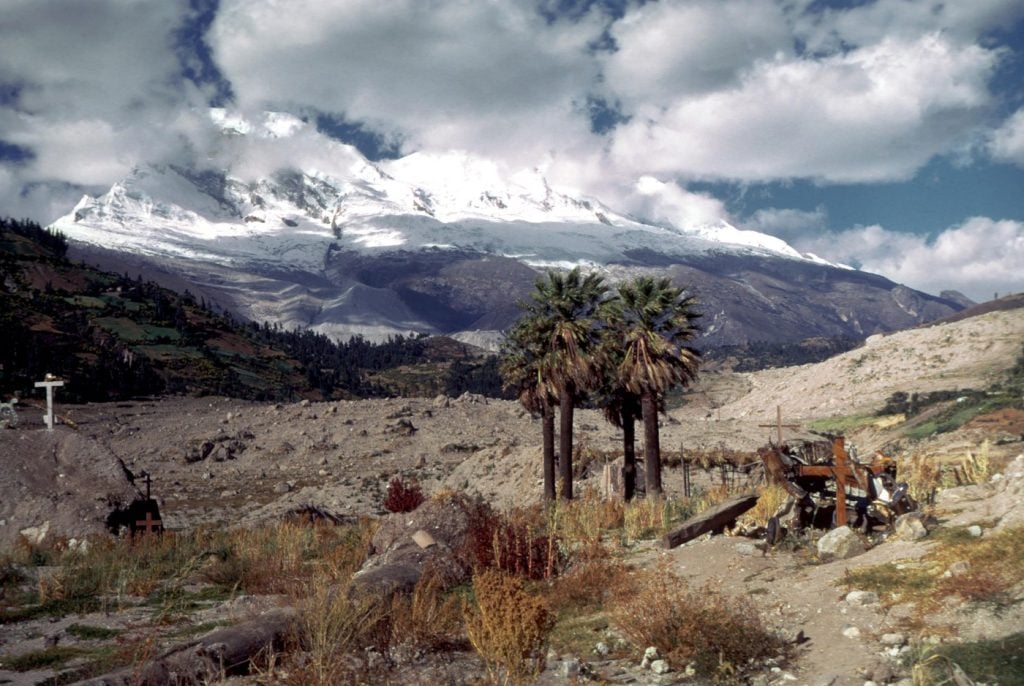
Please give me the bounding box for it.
[464,569,554,686]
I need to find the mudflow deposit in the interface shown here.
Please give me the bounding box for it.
[1,306,1023,686]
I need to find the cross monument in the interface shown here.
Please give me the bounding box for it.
[758,405,800,446]
[34,374,65,431]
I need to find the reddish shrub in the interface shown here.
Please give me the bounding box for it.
[384,477,425,513]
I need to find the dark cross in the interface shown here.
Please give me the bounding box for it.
[759,405,801,446]
[135,511,162,535]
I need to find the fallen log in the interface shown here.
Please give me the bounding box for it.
[71,606,298,686]
[661,493,760,549]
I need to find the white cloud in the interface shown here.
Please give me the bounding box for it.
[989,108,1024,167]
[797,0,1024,53]
[603,0,791,102]
[210,0,606,167]
[742,206,828,242]
[607,33,1000,183]
[792,218,1024,301]
[626,176,730,228]
[0,0,217,220]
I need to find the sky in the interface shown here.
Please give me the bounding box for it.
[1,0,1023,302]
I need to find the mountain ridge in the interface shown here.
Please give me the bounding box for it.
[50,110,967,346]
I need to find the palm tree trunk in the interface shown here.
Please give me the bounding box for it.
[622,407,636,501]
[642,391,662,497]
[542,403,556,503]
[559,384,574,500]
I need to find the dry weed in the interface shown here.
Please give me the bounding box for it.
[464,570,554,686]
[389,569,464,653]
[294,576,388,686]
[738,483,790,529]
[610,564,783,681]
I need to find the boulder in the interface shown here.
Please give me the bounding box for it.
[350,496,476,597]
[893,512,929,541]
[817,525,865,560]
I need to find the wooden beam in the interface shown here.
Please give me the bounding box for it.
[661,493,760,549]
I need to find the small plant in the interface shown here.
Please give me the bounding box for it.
[384,476,425,513]
[464,569,554,686]
[610,564,783,681]
[67,623,122,640]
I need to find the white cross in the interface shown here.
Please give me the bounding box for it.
[34,375,65,431]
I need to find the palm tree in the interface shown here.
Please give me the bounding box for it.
[527,268,610,500]
[600,385,642,500]
[500,316,557,502]
[615,276,701,497]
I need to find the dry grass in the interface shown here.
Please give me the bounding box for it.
[389,569,464,653]
[737,482,790,529]
[843,525,1024,628]
[609,563,783,682]
[899,442,994,506]
[464,569,554,686]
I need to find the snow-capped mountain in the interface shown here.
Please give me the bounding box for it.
[52,110,963,346]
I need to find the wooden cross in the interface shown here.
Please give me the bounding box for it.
[135,511,162,535]
[758,405,801,446]
[34,374,65,431]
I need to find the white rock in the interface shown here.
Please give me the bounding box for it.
[845,590,879,606]
[818,526,865,559]
[967,525,983,537]
[880,632,906,646]
[650,659,671,674]
[842,626,862,639]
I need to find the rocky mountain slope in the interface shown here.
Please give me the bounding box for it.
[52,110,966,347]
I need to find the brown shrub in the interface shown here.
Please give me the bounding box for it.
[610,565,783,681]
[464,570,554,686]
[384,477,426,513]
[460,498,560,580]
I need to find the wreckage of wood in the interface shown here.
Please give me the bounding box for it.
[661,493,760,549]
[71,606,298,686]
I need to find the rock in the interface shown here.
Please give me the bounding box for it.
[594,641,609,656]
[650,659,671,674]
[19,520,50,546]
[818,526,865,560]
[944,560,970,577]
[641,646,659,669]
[299,399,310,407]
[967,525,983,537]
[272,482,292,494]
[880,632,906,646]
[433,394,450,408]
[561,657,581,677]
[842,626,861,639]
[894,512,929,541]
[735,541,766,556]
[845,590,879,606]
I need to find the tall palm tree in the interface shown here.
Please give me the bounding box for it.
[528,268,610,500]
[615,276,701,497]
[500,316,558,502]
[599,385,642,500]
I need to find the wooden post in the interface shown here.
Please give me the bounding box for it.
[833,437,848,527]
[661,493,759,548]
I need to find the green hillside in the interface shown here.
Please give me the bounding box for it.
[0,217,503,403]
